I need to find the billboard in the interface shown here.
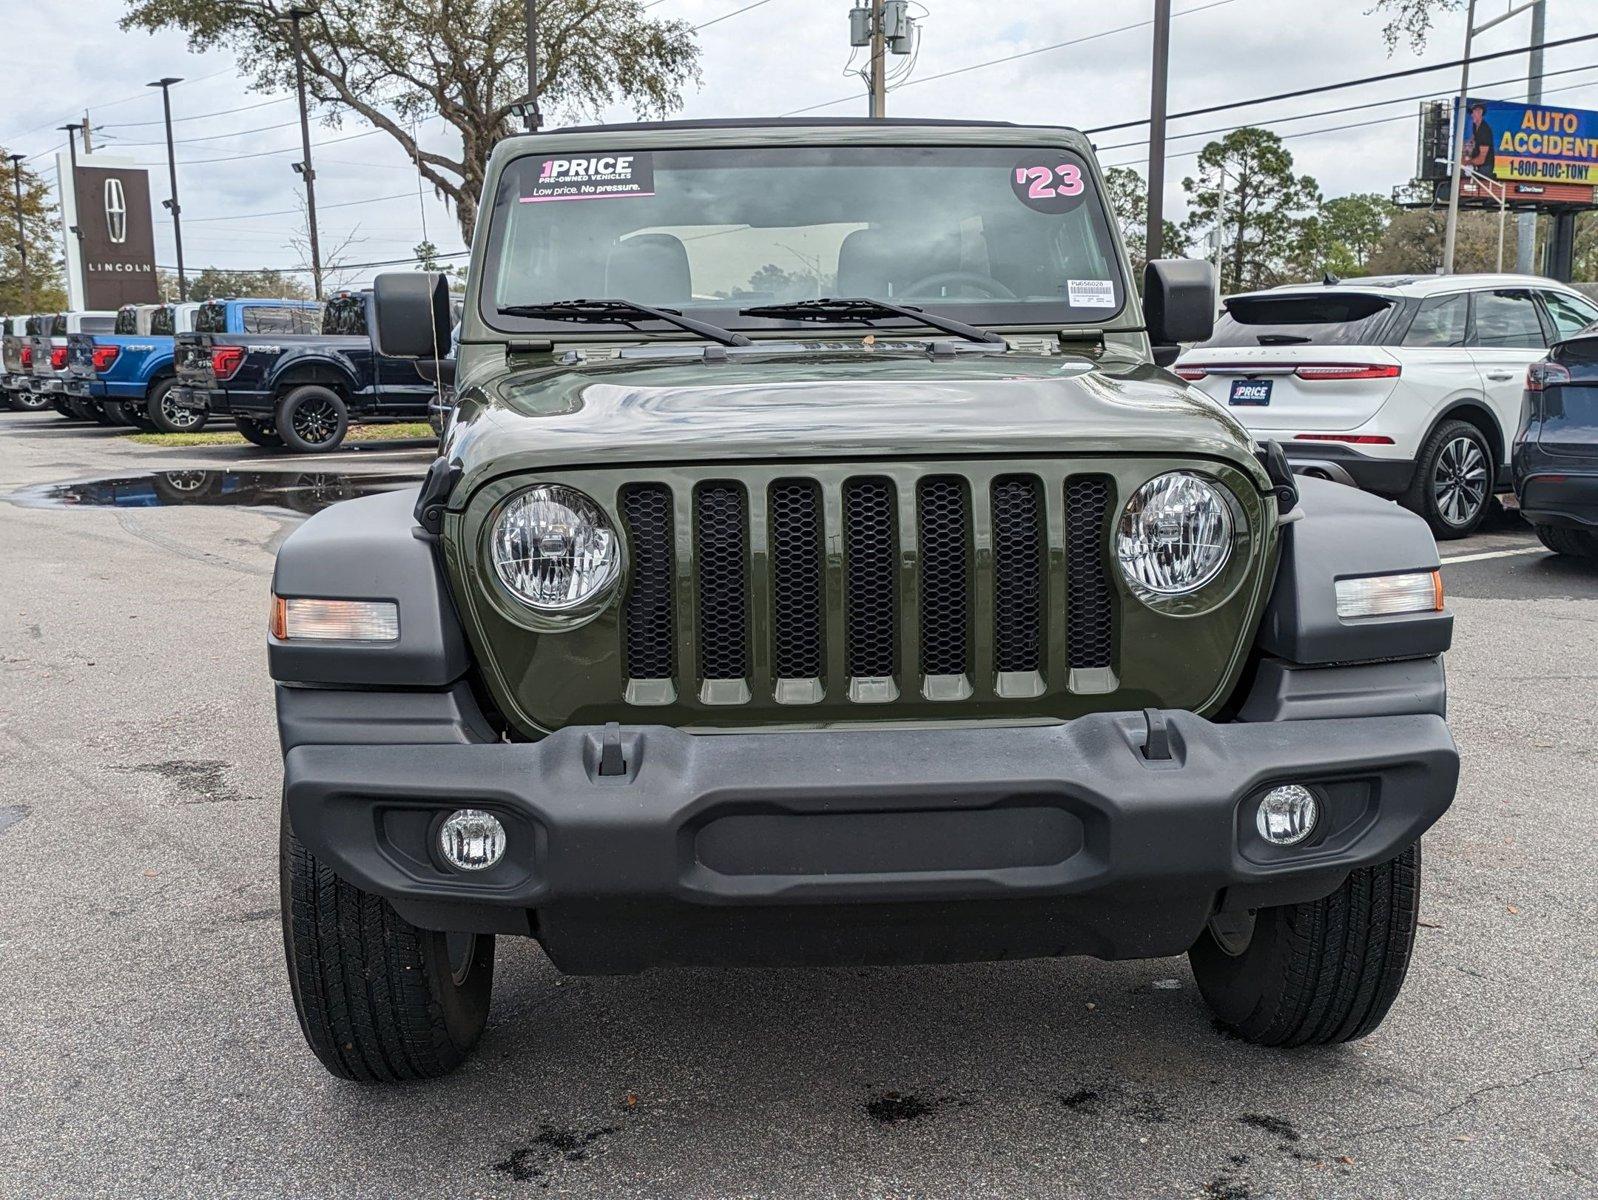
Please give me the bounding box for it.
[1456,97,1598,187]
[57,153,161,311]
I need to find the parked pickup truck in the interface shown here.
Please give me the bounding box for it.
[174,289,445,452]
[69,298,320,433]
[31,311,117,420]
[3,316,52,411]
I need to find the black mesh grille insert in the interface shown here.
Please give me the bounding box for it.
[917,476,969,677]
[768,479,824,679]
[620,484,675,680]
[992,476,1044,673]
[1066,476,1115,669]
[695,483,749,680]
[843,477,897,678]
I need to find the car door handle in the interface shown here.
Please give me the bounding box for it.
[1485,371,1516,381]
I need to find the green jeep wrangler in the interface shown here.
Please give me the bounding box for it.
[269,119,1458,1082]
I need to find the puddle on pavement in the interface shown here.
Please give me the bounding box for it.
[10,471,420,516]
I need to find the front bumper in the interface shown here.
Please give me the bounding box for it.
[284,710,1458,973]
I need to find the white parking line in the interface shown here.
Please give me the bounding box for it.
[1439,546,1549,565]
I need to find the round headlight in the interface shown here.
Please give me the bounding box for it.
[492,484,620,611]
[1117,471,1234,597]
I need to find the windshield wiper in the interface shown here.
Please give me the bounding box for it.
[739,297,1007,346]
[498,299,751,347]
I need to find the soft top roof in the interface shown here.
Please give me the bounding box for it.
[527,117,1036,137]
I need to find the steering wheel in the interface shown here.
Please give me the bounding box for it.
[901,271,1017,300]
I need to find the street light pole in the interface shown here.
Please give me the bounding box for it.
[1145,0,1172,264]
[524,0,543,132]
[7,154,29,309]
[285,6,324,300]
[148,77,187,302]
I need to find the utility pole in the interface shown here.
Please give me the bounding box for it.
[1444,0,1539,273]
[285,6,324,300]
[80,115,94,155]
[148,78,187,301]
[1516,0,1546,274]
[524,0,543,132]
[1145,0,1172,264]
[869,0,886,119]
[1211,164,1228,282]
[7,154,29,309]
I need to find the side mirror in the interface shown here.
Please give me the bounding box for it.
[372,272,453,359]
[1143,259,1216,367]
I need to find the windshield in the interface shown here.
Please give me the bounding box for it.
[481,144,1125,334]
[1202,293,1398,347]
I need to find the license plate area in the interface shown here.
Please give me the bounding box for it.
[1229,378,1273,406]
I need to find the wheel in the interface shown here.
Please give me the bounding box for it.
[9,388,50,412]
[1191,842,1421,1047]
[65,397,97,421]
[147,379,207,433]
[280,813,494,1082]
[101,400,128,424]
[276,385,349,453]
[234,416,285,448]
[1535,523,1598,559]
[88,401,117,427]
[128,405,157,431]
[1403,419,1493,539]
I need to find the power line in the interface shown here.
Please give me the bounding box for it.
[782,0,1239,117]
[1101,73,1598,170]
[98,96,293,130]
[1096,62,1598,155]
[184,190,421,223]
[1085,28,1598,135]
[0,66,237,148]
[101,117,304,149]
[693,0,779,32]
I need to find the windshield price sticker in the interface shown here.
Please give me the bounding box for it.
[522,154,655,203]
[1068,279,1116,308]
[1011,157,1089,214]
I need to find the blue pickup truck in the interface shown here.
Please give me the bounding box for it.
[173,289,444,452]
[67,297,320,432]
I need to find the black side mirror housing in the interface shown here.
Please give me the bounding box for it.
[372,272,453,359]
[1143,258,1217,367]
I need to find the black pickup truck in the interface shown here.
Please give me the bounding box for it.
[173,290,448,452]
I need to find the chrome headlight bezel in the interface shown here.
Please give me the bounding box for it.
[1116,470,1247,611]
[486,483,624,627]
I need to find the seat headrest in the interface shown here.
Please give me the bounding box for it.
[605,234,691,307]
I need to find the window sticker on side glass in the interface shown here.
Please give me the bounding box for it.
[1009,156,1088,214]
[1068,279,1116,308]
[520,154,655,203]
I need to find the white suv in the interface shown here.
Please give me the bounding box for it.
[1174,273,1598,537]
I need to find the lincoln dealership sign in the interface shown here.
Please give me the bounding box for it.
[57,152,160,310]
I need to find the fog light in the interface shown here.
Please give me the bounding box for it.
[439,809,505,871]
[1256,785,1319,846]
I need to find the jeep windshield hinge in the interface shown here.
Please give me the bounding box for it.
[1256,439,1299,517]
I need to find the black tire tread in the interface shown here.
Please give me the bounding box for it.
[1402,419,1492,540]
[281,822,487,1082]
[1535,523,1598,558]
[1192,843,1421,1047]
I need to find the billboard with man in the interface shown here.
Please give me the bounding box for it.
[1457,97,1598,186]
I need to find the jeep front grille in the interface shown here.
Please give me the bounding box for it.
[616,465,1119,709]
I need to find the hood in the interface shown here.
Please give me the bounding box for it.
[446,350,1268,504]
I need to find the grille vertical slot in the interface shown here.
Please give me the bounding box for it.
[843,477,898,683]
[619,484,675,682]
[694,482,750,687]
[916,476,970,680]
[992,476,1044,674]
[1065,476,1115,671]
[768,479,825,682]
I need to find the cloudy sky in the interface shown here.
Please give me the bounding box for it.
[1,0,1592,286]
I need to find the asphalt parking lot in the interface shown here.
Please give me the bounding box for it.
[0,407,1593,1200]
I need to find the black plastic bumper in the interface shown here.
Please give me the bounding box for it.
[1284,443,1415,496]
[283,711,1458,973]
[1516,469,1598,530]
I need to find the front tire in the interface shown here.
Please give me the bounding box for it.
[1404,419,1493,539]
[234,416,285,448]
[281,816,494,1082]
[276,385,349,453]
[1535,523,1598,559]
[147,379,207,434]
[10,388,50,411]
[1190,842,1421,1047]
